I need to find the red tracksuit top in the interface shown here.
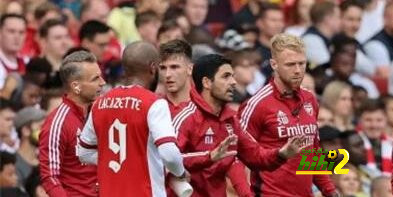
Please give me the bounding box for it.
[173,89,288,197]
[39,96,97,197]
[239,80,336,197]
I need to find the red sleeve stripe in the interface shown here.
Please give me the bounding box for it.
[154,137,177,146]
[182,151,209,158]
[172,102,196,136]
[239,84,272,130]
[48,104,70,183]
[79,138,98,149]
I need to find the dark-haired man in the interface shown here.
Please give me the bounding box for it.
[0,14,27,89]
[158,39,193,115]
[175,53,305,196]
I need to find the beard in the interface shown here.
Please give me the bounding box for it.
[149,70,159,91]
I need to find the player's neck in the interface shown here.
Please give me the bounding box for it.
[167,83,191,105]
[201,90,223,116]
[66,93,90,116]
[125,77,149,89]
[273,77,295,97]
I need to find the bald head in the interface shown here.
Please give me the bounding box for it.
[122,41,159,77]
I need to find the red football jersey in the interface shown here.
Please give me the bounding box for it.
[239,80,335,197]
[79,85,177,197]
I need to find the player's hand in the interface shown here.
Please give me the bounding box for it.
[175,169,191,182]
[210,135,238,162]
[278,135,306,159]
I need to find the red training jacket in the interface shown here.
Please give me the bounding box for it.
[39,96,97,197]
[173,89,287,197]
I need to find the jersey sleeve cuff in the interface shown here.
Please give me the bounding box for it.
[154,136,177,147]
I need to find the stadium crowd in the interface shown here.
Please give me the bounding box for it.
[0,0,393,196]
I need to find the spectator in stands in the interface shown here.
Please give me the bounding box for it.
[0,14,27,89]
[0,151,19,188]
[14,107,46,186]
[157,20,184,45]
[80,0,110,23]
[226,0,261,31]
[0,152,16,185]
[383,96,393,137]
[10,79,42,111]
[137,0,170,17]
[364,2,393,78]
[255,3,284,78]
[318,105,334,127]
[136,11,162,45]
[357,99,392,176]
[0,99,17,153]
[79,20,111,68]
[40,88,63,114]
[312,35,379,98]
[341,131,367,167]
[303,1,341,67]
[340,131,375,194]
[332,163,366,197]
[370,176,391,197]
[321,81,354,131]
[1,1,23,15]
[352,85,369,120]
[24,167,48,197]
[38,19,73,85]
[285,0,315,37]
[356,0,386,43]
[184,0,208,27]
[301,72,316,95]
[80,0,121,80]
[164,6,191,35]
[227,49,258,110]
[319,125,342,151]
[339,0,376,77]
[21,1,61,57]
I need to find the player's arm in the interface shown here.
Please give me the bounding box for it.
[226,159,253,197]
[39,117,68,197]
[236,128,305,171]
[77,112,98,165]
[148,99,185,177]
[179,126,237,171]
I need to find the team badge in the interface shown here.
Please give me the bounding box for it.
[303,102,313,116]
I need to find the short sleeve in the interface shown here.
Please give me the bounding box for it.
[147,99,177,147]
[80,112,97,148]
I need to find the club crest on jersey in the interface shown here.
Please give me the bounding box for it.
[225,123,234,135]
[277,110,289,125]
[225,123,237,145]
[205,127,214,144]
[304,102,313,116]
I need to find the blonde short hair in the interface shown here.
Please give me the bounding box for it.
[321,80,352,112]
[270,33,305,58]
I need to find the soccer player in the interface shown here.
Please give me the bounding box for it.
[77,41,188,197]
[174,54,306,197]
[158,39,193,116]
[39,51,106,196]
[239,33,338,196]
